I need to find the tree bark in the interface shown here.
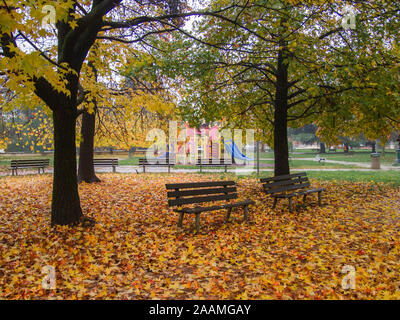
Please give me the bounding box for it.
[320,142,326,153]
[51,107,83,225]
[78,109,100,183]
[273,40,290,176]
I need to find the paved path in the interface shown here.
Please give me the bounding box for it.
[1,162,398,176]
[260,157,399,170]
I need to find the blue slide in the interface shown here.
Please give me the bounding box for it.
[223,139,254,161]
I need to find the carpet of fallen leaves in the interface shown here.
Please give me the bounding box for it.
[0,173,399,300]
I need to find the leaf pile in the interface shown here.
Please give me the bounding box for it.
[0,174,399,299]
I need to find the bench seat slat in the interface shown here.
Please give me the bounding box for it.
[272,187,325,198]
[167,186,236,198]
[263,182,311,194]
[263,177,308,188]
[175,200,255,214]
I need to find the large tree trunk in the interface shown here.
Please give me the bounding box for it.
[51,107,83,225]
[78,110,100,183]
[320,142,326,153]
[273,40,290,176]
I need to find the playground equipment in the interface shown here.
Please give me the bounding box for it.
[223,139,254,162]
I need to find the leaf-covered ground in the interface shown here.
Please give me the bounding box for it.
[0,173,399,299]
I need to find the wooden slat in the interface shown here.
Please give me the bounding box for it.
[10,159,50,167]
[11,160,49,164]
[260,172,307,183]
[178,199,255,213]
[166,180,235,189]
[264,182,310,194]
[167,186,237,198]
[168,193,237,207]
[262,177,309,188]
[139,158,174,164]
[196,158,232,164]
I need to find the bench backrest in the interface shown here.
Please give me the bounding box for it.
[139,158,174,165]
[166,181,238,207]
[93,158,118,166]
[196,158,232,165]
[260,172,310,194]
[10,159,50,168]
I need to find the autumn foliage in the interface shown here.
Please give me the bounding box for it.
[0,174,399,299]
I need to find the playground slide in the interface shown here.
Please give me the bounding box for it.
[223,139,254,161]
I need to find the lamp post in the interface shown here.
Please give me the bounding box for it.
[393,136,400,166]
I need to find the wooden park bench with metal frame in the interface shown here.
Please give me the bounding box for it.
[196,158,233,173]
[93,158,119,173]
[260,172,325,212]
[139,157,175,173]
[10,159,50,176]
[166,181,255,233]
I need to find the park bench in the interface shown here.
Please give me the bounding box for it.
[10,159,50,176]
[196,158,233,173]
[139,157,175,173]
[260,172,325,212]
[166,180,255,233]
[93,158,118,173]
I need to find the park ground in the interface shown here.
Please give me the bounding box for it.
[0,172,399,299]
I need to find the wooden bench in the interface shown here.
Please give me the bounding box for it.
[260,172,325,212]
[10,159,50,176]
[139,158,175,173]
[166,181,255,233]
[93,158,118,173]
[196,158,233,173]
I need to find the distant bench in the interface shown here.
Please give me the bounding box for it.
[10,159,50,176]
[93,158,118,173]
[196,158,233,173]
[139,158,175,173]
[260,172,325,212]
[166,180,255,233]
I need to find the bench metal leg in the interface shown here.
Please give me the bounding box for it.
[226,207,232,222]
[168,165,170,173]
[272,197,278,209]
[243,205,249,221]
[143,165,145,173]
[199,165,202,173]
[288,198,293,213]
[11,169,14,176]
[38,168,40,174]
[113,166,116,173]
[225,165,227,173]
[318,191,322,206]
[178,212,184,228]
[195,213,200,233]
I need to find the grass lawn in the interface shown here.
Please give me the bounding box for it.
[1,173,399,299]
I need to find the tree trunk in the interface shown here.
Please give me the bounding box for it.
[51,108,83,225]
[273,40,290,177]
[344,143,349,153]
[78,110,100,183]
[320,143,326,153]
